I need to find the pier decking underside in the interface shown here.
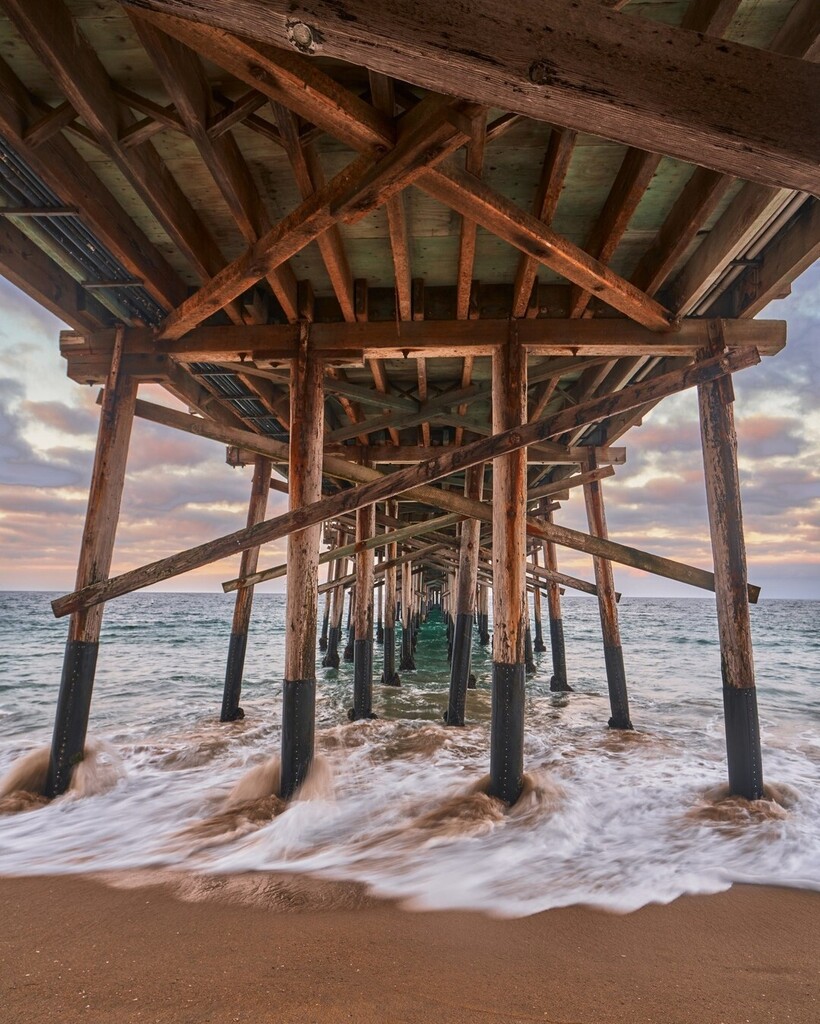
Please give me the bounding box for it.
[0,0,817,803]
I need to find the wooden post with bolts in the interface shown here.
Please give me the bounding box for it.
[699,330,763,799]
[381,502,400,686]
[350,500,377,720]
[446,464,484,725]
[46,329,137,798]
[583,450,632,729]
[221,455,272,721]
[543,514,571,692]
[477,583,490,645]
[400,557,416,670]
[280,329,324,800]
[489,327,528,804]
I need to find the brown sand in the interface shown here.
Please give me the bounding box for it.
[0,875,817,1024]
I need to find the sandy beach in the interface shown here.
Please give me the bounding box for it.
[0,875,816,1023]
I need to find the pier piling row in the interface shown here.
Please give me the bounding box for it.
[0,0,813,806]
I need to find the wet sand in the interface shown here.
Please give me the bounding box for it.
[1,876,817,1023]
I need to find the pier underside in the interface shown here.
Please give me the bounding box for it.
[0,0,817,804]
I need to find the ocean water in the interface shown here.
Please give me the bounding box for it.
[0,590,818,916]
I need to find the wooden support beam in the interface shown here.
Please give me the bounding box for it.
[220,455,271,721]
[446,464,484,726]
[699,325,763,799]
[419,164,674,331]
[708,198,820,319]
[224,512,461,591]
[381,501,400,686]
[45,330,137,797]
[0,217,108,332]
[542,513,569,691]
[68,350,762,617]
[68,317,786,363]
[351,499,376,720]
[528,466,614,503]
[489,326,527,803]
[584,450,632,729]
[512,128,576,318]
[1,0,241,303]
[400,555,416,670]
[0,57,186,310]
[130,15,299,319]
[322,528,346,668]
[159,94,474,339]
[121,0,820,193]
[280,328,324,798]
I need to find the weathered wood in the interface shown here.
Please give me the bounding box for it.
[584,449,631,729]
[224,512,462,590]
[381,501,400,686]
[489,326,527,803]
[221,455,271,721]
[446,464,484,726]
[2,0,238,296]
[46,330,137,797]
[419,163,673,331]
[0,217,108,333]
[699,326,763,800]
[323,529,347,669]
[400,556,416,670]
[130,14,298,318]
[70,318,787,362]
[528,466,614,503]
[0,56,186,310]
[159,95,474,339]
[351,499,376,720]
[122,0,820,193]
[512,128,576,318]
[531,546,546,653]
[542,514,569,691]
[709,198,820,319]
[280,329,323,798]
[56,349,763,613]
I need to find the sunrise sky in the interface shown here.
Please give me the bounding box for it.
[1,264,818,598]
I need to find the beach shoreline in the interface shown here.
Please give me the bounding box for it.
[1,873,817,1023]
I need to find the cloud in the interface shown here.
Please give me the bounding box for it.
[0,379,83,488]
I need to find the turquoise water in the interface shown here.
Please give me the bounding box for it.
[0,592,818,914]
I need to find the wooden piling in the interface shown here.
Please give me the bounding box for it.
[446,464,484,725]
[400,557,416,670]
[532,547,546,652]
[489,328,527,804]
[543,515,571,692]
[477,583,490,645]
[322,533,346,669]
[350,500,377,720]
[220,454,272,721]
[381,502,400,686]
[46,330,137,798]
[583,450,632,729]
[280,330,324,800]
[699,336,763,800]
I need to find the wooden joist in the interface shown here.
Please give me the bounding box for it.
[120,0,820,194]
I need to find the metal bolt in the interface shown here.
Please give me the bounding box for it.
[286,20,319,54]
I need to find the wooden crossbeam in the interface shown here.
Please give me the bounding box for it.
[511,128,576,318]
[51,347,759,617]
[64,317,785,362]
[159,94,475,339]
[126,13,299,321]
[121,0,820,194]
[116,13,672,330]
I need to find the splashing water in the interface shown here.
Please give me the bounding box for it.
[0,592,818,916]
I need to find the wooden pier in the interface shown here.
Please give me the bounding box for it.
[0,0,817,805]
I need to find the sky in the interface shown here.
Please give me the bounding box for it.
[0,264,818,599]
